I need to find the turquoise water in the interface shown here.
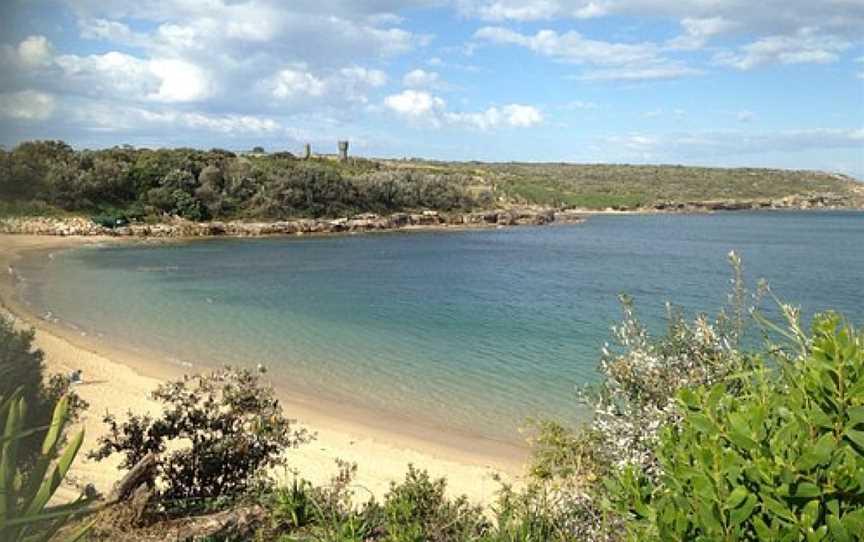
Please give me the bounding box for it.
[19,211,864,444]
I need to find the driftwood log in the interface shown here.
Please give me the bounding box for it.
[84,453,267,539]
[161,505,267,541]
[105,452,159,506]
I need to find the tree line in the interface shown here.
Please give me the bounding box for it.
[0,141,488,222]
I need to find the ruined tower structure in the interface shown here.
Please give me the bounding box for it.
[303,143,311,159]
[338,140,349,161]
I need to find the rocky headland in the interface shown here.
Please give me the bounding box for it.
[0,208,578,238]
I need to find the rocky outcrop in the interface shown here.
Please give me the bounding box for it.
[0,208,583,238]
[649,192,859,213]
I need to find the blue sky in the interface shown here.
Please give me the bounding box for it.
[0,0,862,178]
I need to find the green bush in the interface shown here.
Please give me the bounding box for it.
[0,389,93,541]
[90,367,311,508]
[0,318,87,468]
[382,465,487,542]
[611,312,864,541]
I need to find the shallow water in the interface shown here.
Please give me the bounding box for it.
[19,211,864,444]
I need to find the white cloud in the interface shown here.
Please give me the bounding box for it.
[79,18,145,45]
[666,17,740,50]
[71,102,282,135]
[472,1,562,21]
[147,58,212,102]
[341,66,388,88]
[464,0,864,72]
[403,69,440,88]
[271,68,328,100]
[384,90,542,130]
[1,35,54,70]
[56,52,212,102]
[577,65,703,81]
[384,90,446,117]
[268,65,387,104]
[475,27,659,66]
[17,36,54,68]
[474,26,700,81]
[0,90,56,121]
[501,104,543,127]
[56,51,153,96]
[714,30,852,70]
[146,112,281,134]
[459,0,864,38]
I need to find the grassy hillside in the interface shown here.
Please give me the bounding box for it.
[388,160,864,210]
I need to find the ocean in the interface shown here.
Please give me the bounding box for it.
[18,211,864,445]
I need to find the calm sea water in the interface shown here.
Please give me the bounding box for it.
[19,211,864,444]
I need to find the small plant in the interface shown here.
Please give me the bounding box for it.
[382,465,488,542]
[90,366,311,508]
[0,389,93,541]
[270,478,316,530]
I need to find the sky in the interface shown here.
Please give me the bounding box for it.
[0,0,862,178]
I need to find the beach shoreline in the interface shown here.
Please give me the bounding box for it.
[0,233,527,507]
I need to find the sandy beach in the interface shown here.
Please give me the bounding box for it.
[0,234,525,507]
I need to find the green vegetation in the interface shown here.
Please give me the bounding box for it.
[0,389,93,541]
[0,318,87,468]
[476,162,860,209]
[89,367,310,506]
[1,141,859,221]
[610,312,864,541]
[0,141,483,221]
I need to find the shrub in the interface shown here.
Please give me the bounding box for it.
[0,389,94,541]
[520,252,760,541]
[610,312,864,541]
[382,465,488,542]
[90,367,311,507]
[0,317,87,467]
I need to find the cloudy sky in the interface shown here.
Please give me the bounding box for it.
[1,0,862,177]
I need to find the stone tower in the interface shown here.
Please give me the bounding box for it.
[303,143,311,160]
[338,140,349,161]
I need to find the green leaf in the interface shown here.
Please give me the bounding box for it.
[801,499,820,527]
[689,413,717,435]
[827,515,850,542]
[753,516,774,539]
[729,494,757,526]
[794,482,821,499]
[800,433,836,470]
[844,429,864,452]
[696,503,724,533]
[846,406,864,428]
[725,486,749,509]
[24,429,84,517]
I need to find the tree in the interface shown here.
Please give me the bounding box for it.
[90,367,311,504]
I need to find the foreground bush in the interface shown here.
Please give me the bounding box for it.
[611,312,864,541]
[0,317,87,468]
[262,462,488,542]
[90,366,311,507]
